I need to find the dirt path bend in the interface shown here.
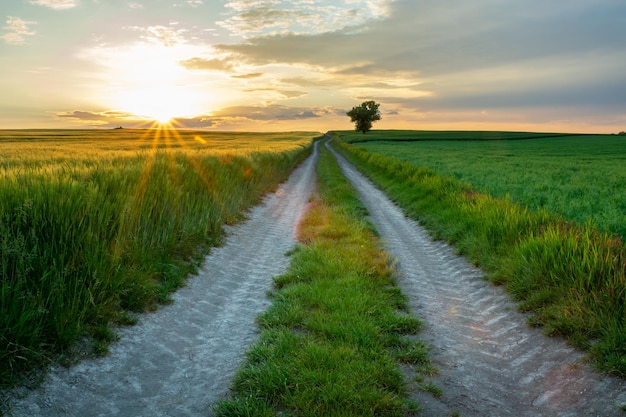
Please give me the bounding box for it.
[327,141,626,417]
[3,142,319,417]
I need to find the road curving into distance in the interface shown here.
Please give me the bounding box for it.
[326,139,626,417]
[3,143,319,417]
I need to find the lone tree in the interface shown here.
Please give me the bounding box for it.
[347,100,381,134]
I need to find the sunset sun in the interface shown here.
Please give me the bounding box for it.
[116,85,201,124]
[88,42,214,124]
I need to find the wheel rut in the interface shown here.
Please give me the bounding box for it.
[327,140,626,417]
[3,143,319,417]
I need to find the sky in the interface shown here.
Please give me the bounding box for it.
[1,0,625,133]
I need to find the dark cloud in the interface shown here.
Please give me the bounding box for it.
[211,104,327,121]
[213,0,626,117]
[55,103,335,130]
[56,110,154,127]
[426,78,626,110]
[231,72,264,79]
[57,110,221,129]
[57,110,135,121]
[171,116,215,128]
[332,65,416,77]
[215,0,626,75]
[277,90,307,98]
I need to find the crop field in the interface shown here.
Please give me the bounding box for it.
[0,129,316,386]
[342,130,626,239]
[333,130,626,375]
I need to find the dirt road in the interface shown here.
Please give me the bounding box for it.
[3,143,319,417]
[327,140,626,417]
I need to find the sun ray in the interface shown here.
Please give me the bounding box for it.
[165,125,231,217]
[112,122,164,261]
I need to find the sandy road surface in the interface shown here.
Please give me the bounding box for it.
[327,140,626,417]
[3,142,319,417]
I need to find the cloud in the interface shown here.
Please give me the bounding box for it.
[171,116,215,128]
[11,0,624,132]
[56,110,154,127]
[58,109,215,128]
[214,0,626,117]
[126,25,188,47]
[280,76,338,88]
[29,0,79,10]
[128,2,143,9]
[5,17,36,35]
[56,104,331,129]
[276,90,307,98]
[219,6,295,37]
[242,88,307,98]
[167,104,336,129]
[218,0,394,38]
[211,104,329,121]
[3,17,36,45]
[231,72,264,79]
[179,57,234,72]
[2,33,26,45]
[173,0,203,7]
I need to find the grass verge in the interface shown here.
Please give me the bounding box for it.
[331,132,626,377]
[214,143,432,416]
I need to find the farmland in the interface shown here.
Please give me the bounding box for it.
[343,130,626,239]
[3,129,625,415]
[332,130,626,375]
[0,129,317,386]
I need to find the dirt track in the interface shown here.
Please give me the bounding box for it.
[3,143,319,417]
[327,140,626,417]
[4,138,626,417]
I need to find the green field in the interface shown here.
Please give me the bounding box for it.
[342,130,626,239]
[333,130,626,375]
[0,129,317,386]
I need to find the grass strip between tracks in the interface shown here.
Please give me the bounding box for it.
[214,143,433,416]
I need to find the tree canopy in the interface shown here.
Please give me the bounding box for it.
[346,100,381,134]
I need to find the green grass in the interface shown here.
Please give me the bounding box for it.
[342,129,578,143]
[214,143,432,416]
[0,129,317,387]
[331,130,626,376]
[342,129,626,239]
